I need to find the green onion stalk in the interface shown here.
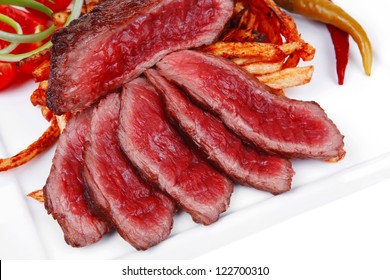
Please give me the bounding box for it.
[0,0,84,62]
[0,13,22,54]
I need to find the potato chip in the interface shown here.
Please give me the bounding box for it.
[27,189,44,203]
[256,66,314,89]
[241,60,284,75]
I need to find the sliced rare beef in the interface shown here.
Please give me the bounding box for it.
[82,93,175,250]
[145,69,294,194]
[43,109,110,247]
[46,0,234,115]
[118,78,233,225]
[157,50,346,160]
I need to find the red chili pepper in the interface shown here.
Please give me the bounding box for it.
[0,5,49,33]
[326,23,349,85]
[35,0,72,12]
[324,0,350,85]
[27,0,73,20]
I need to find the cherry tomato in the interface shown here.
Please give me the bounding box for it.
[0,6,18,51]
[0,5,51,77]
[0,62,16,89]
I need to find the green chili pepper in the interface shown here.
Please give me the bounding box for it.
[274,0,372,76]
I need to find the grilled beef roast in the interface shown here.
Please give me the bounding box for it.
[146,69,294,194]
[43,109,110,247]
[82,93,176,250]
[157,50,346,160]
[118,78,233,225]
[46,0,234,114]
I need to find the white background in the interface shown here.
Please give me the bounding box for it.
[197,179,390,279]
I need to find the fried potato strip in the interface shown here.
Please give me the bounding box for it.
[0,119,60,172]
[240,60,284,75]
[27,189,44,203]
[215,0,316,86]
[202,42,303,61]
[16,49,50,69]
[32,60,50,82]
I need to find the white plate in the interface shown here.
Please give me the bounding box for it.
[1,0,389,259]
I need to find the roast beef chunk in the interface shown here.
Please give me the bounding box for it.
[82,93,176,250]
[118,78,233,225]
[47,0,234,114]
[157,50,346,161]
[43,109,110,247]
[145,69,294,194]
